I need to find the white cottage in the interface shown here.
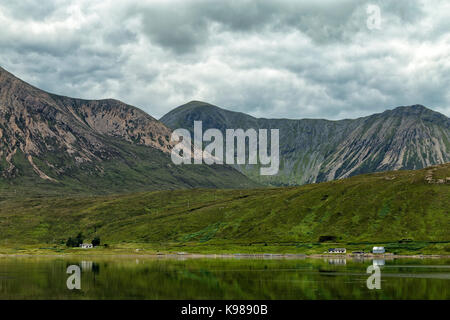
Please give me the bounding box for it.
[372,246,385,254]
[80,243,93,249]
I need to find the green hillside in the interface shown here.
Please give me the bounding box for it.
[0,163,449,254]
[0,138,258,197]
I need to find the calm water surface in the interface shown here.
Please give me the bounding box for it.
[0,256,448,299]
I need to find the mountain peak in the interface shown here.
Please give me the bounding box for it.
[388,104,444,114]
[382,104,448,124]
[392,104,429,112]
[177,100,219,110]
[160,100,225,124]
[0,67,173,180]
[409,104,427,109]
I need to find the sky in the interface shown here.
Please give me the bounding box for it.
[0,0,449,120]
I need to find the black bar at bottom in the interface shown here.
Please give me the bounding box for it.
[1,300,447,318]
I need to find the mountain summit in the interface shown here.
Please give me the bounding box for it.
[0,66,172,178]
[161,101,450,185]
[0,67,256,193]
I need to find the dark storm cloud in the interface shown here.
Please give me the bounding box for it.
[136,0,426,52]
[0,0,448,120]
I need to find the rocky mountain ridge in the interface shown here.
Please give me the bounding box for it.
[0,67,256,193]
[161,101,450,185]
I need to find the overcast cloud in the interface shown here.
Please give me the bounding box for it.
[0,0,449,120]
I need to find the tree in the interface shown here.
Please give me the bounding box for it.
[92,237,101,247]
[75,232,84,246]
[66,237,76,247]
[66,233,84,247]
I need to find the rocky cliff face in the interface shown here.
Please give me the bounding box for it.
[317,105,449,181]
[161,101,450,185]
[0,67,257,193]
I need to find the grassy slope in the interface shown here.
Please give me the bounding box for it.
[0,164,448,254]
[0,139,258,196]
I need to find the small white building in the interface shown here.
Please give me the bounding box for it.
[80,243,93,249]
[372,246,385,254]
[328,248,346,254]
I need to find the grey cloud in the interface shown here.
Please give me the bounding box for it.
[379,0,425,23]
[0,0,448,121]
[1,0,61,21]
[135,0,427,53]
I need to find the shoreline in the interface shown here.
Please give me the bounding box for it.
[1,252,449,259]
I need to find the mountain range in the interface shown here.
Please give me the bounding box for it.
[0,66,449,193]
[0,66,256,194]
[161,101,450,185]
